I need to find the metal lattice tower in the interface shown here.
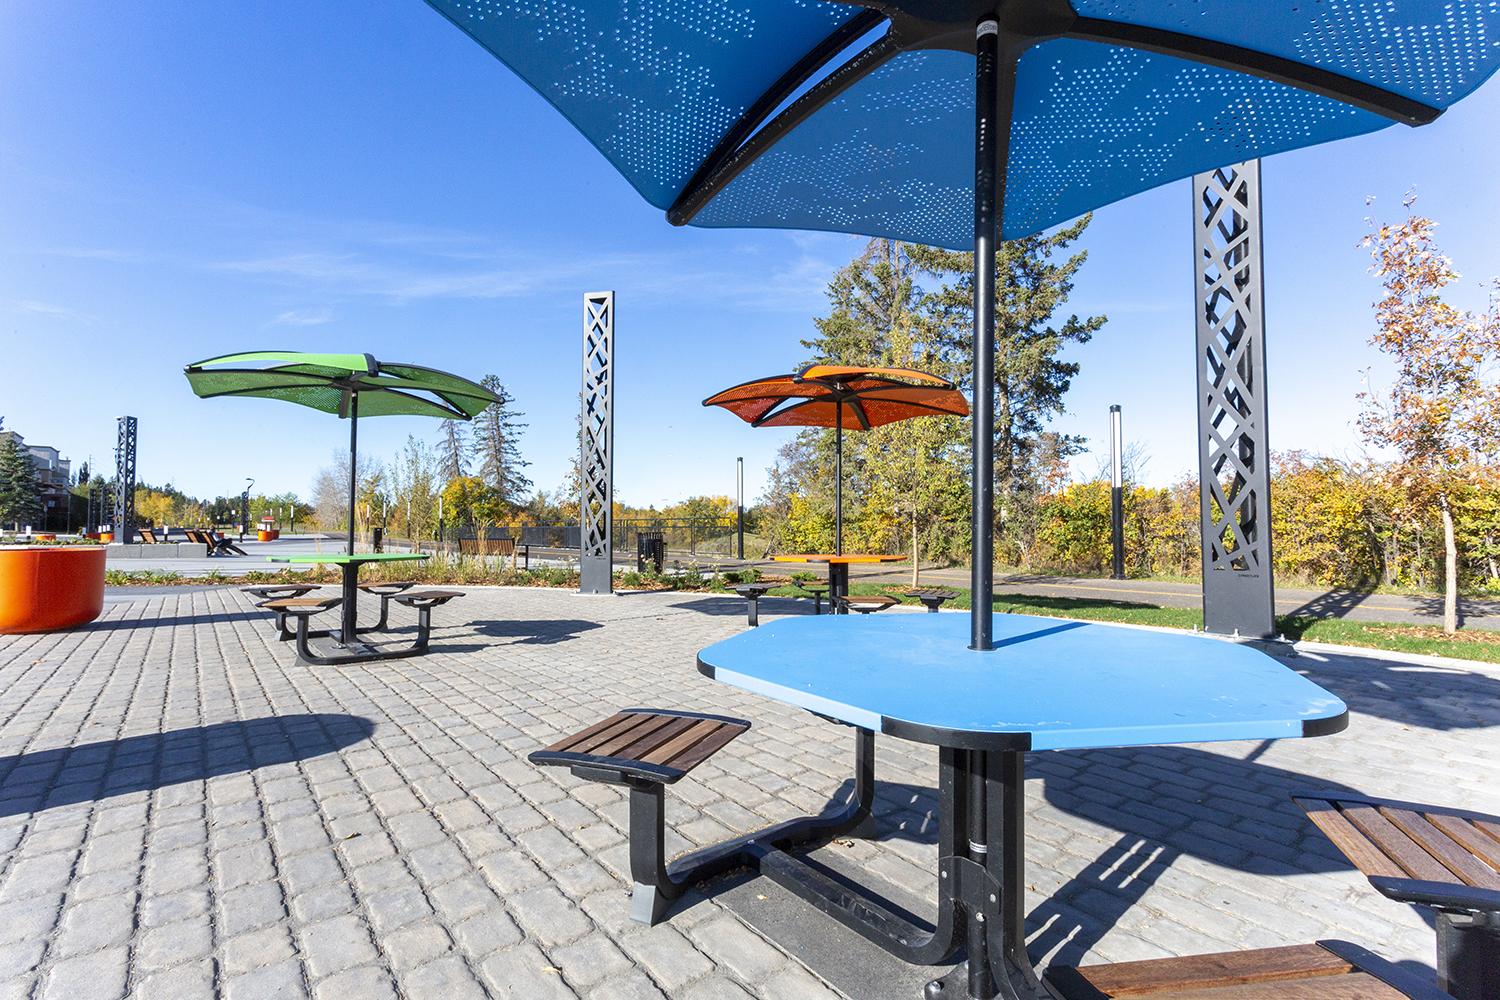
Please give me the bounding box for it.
[1193,161,1275,639]
[580,292,614,594]
[114,416,137,544]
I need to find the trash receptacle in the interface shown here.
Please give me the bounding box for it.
[372,527,384,553]
[637,531,665,573]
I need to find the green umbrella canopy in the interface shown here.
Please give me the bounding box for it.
[185,351,502,558]
[183,351,500,420]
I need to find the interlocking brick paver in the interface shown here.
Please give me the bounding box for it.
[3,585,1497,999]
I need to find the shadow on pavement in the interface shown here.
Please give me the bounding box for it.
[668,595,814,618]
[82,611,266,632]
[1284,588,1376,620]
[469,619,603,644]
[1294,653,1500,731]
[0,713,375,818]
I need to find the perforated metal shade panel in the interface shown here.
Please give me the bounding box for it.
[425,0,858,208]
[694,42,1390,247]
[427,0,1500,247]
[1071,0,1500,105]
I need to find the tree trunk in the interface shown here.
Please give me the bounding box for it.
[1440,494,1458,632]
[911,513,919,587]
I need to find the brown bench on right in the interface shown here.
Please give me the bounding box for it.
[1292,790,1500,1000]
[1047,940,1448,1000]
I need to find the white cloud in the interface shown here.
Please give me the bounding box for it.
[274,308,334,325]
[14,300,95,323]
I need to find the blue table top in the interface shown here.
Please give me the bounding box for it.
[696,613,1347,752]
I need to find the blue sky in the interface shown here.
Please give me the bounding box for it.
[4,1,1499,506]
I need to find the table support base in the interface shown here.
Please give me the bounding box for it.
[291,605,437,666]
[655,724,1053,1000]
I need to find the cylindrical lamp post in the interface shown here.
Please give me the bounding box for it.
[736,457,744,561]
[1110,405,1124,580]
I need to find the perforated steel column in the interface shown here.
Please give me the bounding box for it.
[114,416,137,543]
[580,292,614,594]
[1193,162,1275,639]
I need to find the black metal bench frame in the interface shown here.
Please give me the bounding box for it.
[732,583,775,626]
[532,708,878,927]
[264,591,463,666]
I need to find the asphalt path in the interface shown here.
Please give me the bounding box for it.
[103,534,1500,630]
[843,563,1500,630]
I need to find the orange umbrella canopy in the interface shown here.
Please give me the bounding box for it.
[702,365,968,430]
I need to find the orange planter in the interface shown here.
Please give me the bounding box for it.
[99,532,114,543]
[0,546,107,634]
[258,530,274,542]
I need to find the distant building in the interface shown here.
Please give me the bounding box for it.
[0,430,74,526]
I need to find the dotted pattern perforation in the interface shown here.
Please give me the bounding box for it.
[1003,38,1391,239]
[692,50,976,249]
[692,42,1390,248]
[429,0,854,208]
[1073,0,1500,105]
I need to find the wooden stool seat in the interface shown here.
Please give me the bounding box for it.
[531,709,750,925]
[1292,791,1500,1000]
[904,588,957,612]
[392,590,464,609]
[732,583,775,627]
[1046,941,1448,1000]
[836,594,902,614]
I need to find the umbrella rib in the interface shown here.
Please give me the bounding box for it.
[1068,17,1441,125]
[749,396,828,428]
[669,31,901,226]
[671,9,884,228]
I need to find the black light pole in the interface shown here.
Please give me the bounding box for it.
[1110,405,1125,579]
[241,478,254,542]
[346,392,359,556]
[970,18,998,655]
[736,457,744,561]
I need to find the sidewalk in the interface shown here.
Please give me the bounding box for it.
[2,588,1494,998]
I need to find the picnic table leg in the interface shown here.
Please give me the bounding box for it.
[339,562,359,644]
[829,563,849,614]
[1436,911,1500,1000]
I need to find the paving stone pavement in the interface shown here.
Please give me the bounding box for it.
[1,585,1497,1000]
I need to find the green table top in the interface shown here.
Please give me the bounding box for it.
[269,553,430,564]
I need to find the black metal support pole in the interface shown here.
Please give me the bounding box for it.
[347,392,359,558]
[835,409,844,556]
[970,19,998,652]
[967,749,996,999]
[1110,404,1125,579]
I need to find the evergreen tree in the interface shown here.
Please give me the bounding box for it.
[0,433,44,530]
[908,215,1106,531]
[437,419,469,483]
[471,375,533,507]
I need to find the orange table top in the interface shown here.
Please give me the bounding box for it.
[771,553,907,564]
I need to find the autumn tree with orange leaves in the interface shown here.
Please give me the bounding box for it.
[1359,195,1500,631]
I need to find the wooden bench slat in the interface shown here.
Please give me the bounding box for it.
[1337,802,1452,882]
[638,718,724,767]
[1381,807,1500,889]
[556,713,661,755]
[661,721,749,773]
[261,597,342,610]
[1055,944,1351,998]
[591,710,687,758]
[1428,813,1500,873]
[1293,799,1406,880]
[542,713,636,754]
[603,715,698,761]
[1137,972,1407,1000]
[1473,817,1500,848]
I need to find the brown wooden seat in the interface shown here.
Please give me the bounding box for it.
[530,709,751,925]
[457,536,516,556]
[1046,941,1448,1000]
[794,581,830,614]
[835,594,902,614]
[138,527,159,543]
[732,583,775,627]
[904,588,957,612]
[1293,791,1500,1000]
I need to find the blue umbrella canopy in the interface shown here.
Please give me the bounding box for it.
[421,0,1499,249]
[422,0,1497,652]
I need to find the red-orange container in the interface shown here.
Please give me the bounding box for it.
[0,546,107,633]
